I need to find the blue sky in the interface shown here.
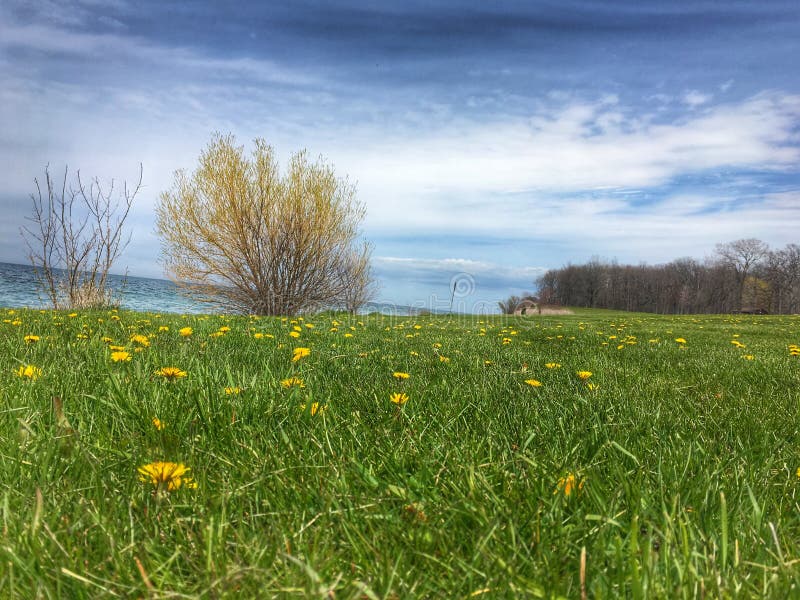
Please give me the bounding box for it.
[1,1,799,311]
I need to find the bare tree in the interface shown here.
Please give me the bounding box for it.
[21,164,141,310]
[156,134,374,315]
[714,238,769,309]
[336,244,379,314]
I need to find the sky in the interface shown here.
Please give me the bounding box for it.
[1,0,799,312]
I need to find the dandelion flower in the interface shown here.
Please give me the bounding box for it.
[15,365,41,380]
[554,473,584,497]
[179,327,193,337]
[110,350,132,362]
[130,334,150,347]
[137,461,196,491]
[439,355,450,363]
[155,366,187,380]
[392,371,410,380]
[525,379,543,387]
[253,332,265,339]
[674,338,687,344]
[289,331,301,338]
[300,402,326,416]
[281,377,305,389]
[390,392,409,405]
[292,347,311,362]
[576,371,593,380]
[544,363,561,369]
[152,417,165,430]
[24,335,40,343]
[224,387,242,395]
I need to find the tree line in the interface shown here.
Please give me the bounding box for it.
[534,239,800,314]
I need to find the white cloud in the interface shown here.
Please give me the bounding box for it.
[683,90,713,107]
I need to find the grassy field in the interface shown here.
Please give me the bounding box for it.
[1,306,800,598]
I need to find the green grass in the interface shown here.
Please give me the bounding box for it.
[1,307,800,598]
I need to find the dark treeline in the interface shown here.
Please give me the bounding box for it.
[536,239,800,314]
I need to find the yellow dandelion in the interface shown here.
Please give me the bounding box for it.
[155,366,187,380]
[439,355,450,363]
[110,350,132,362]
[130,334,150,347]
[742,355,754,360]
[24,335,40,343]
[586,382,600,391]
[253,332,265,339]
[674,337,687,344]
[289,331,301,338]
[390,392,409,405]
[158,326,169,332]
[554,473,584,497]
[292,347,311,362]
[15,364,42,380]
[544,362,561,369]
[576,371,593,380]
[152,417,165,430]
[281,377,305,389]
[218,326,231,333]
[300,402,326,416]
[392,371,410,380]
[137,461,196,491]
[179,327,193,337]
[525,379,543,387]
[224,386,242,395]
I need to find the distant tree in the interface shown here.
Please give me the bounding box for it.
[156,134,373,315]
[21,164,141,309]
[714,238,769,309]
[336,247,379,314]
[498,295,523,314]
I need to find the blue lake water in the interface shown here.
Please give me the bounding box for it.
[0,262,203,313]
[0,262,418,315]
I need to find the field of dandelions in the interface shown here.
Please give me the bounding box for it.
[2,306,800,598]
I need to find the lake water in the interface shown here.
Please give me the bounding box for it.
[0,261,418,315]
[0,262,203,313]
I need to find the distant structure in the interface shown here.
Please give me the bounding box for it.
[513,299,539,316]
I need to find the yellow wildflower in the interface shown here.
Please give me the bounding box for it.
[24,335,40,343]
[15,365,41,380]
[110,350,132,362]
[554,473,584,497]
[292,347,311,362]
[130,334,150,347]
[390,392,409,405]
[289,331,301,338]
[525,379,543,387]
[179,327,193,337]
[392,371,410,380]
[576,371,592,380]
[224,387,242,395]
[674,338,687,344]
[137,461,196,491]
[281,377,305,389]
[155,366,187,380]
[300,402,326,416]
[544,363,561,369]
[152,417,165,430]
